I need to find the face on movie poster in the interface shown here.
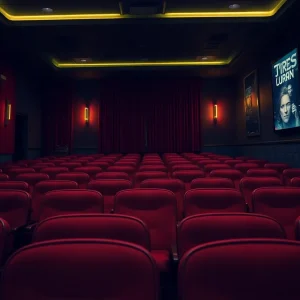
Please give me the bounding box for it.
[272,48,300,131]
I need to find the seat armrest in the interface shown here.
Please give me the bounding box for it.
[170,243,178,262]
[245,203,250,213]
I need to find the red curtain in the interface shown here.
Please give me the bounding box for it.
[99,78,201,153]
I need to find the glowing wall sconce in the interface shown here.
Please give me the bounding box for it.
[213,103,218,124]
[84,105,90,126]
[4,99,11,127]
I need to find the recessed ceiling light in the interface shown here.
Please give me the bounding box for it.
[201,57,208,60]
[42,7,53,13]
[80,59,87,62]
[229,4,240,9]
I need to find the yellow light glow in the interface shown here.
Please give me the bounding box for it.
[84,107,89,121]
[213,104,218,119]
[6,104,11,120]
[52,57,232,68]
[0,0,287,21]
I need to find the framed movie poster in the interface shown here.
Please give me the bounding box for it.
[244,70,260,136]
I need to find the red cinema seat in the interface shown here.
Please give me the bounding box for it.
[172,170,205,190]
[86,162,110,169]
[141,161,164,166]
[264,163,289,173]
[184,188,245,217]
[209,169,243,189]
[32,180,78,222]
[177,213,286,259]
[283,169,300,186]
[107,166,135,178]
[0,218,10,264]
[114,161,137,168]
[240,177,282,212]
[39,190,104,221]
[235,163,259,174]
[0,190,31,229]
[40,167,69,179]
[203,164,231,175]
[224,159,244,167]
[7,168,35,180]
[0,181,29,192]
[197,160,220,168]
[252,187,300,239]
[0,174,9,181]
[135,172,168,188]
[291,177,300,187]
[31,163,55,172]
[56,172,90,188]
[114,189,177,273]
[1,239,159,300]
[140,179,185,220]
[73,167,102,179]
[33,214,150,250]
[48,159,67,166]
[178,239,300,300]
[59,162,82,171]
[15,173,49,194]
[139,165,168,172]
[171,165,200,172]
[95,172,130,180]
[87,179,132,213]
[191,178,234,189]
[247,159,268,167]
[247,168,280,178]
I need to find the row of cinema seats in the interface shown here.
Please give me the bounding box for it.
[0,152,300,298]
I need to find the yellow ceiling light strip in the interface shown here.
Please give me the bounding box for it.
[52,57,232,68]
[0,0,287,21]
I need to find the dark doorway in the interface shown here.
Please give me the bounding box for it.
[13,114,28,162]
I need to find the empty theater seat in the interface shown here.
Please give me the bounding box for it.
[73,167,102,179]
[291,177,300,187]
[15,173,50,194]
[95,172,130,180]
[114,188,177,273]
[0,218,11,264]
[87,179,132,213]
[39,189,104,221]
[184,188,245,217]
[32,180,78,221]
[190,178,234,189]
[253,187,300,239]
[246,168,280,178]
[1,239,159,300]
[209,169,243,189]
[283,169,300,185]
[178,239,300,300]
[107,166,136,178]
[135,172,168,188]
[234,163,259,174]
[172,170,205,190]
[0,181,29,192]
[33,214,150,250]
[139,165,168,172]
[264,163,289,173]
[140,179,185,220]
[0,190,31,229]
[0,174,9,181]
[239,177,282,212]
[56,172,90,188]
[7,168,35,180]
[40,167,69,179]
[177,213,286,259]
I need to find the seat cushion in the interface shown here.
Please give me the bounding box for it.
[151,250,170,272]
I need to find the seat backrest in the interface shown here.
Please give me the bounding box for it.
[56,172,90,188]
[59,162,82,170]
[191,178,234,189]
[246,168,280,178]
[32,180,78,221]
[0,190,31,229]
[140,179,185,220]
[135,171,168,187]
[39,189,104,221]
[184,188,245,217]
[224,159,244,167]
[209,169,243,189]
[264,163,289,173]
[15,173,50,194]
[178,239,300,300]
[291,177,300,187]
[40,167,69,179]
[33,214,150,250]
[203,164,231,174]
[1,239,159,300]
[172,170,205,190]
[7,168,35,179]
[0,174,9,181]
[283,169,300,186]
[0,218,11,265]
[107,166,136,177]
[139,165,168,172]
[73,167,102,179]
[115,188,177,251]
[239,177,282,212]
[252,187,300,239]
[95,172,130,180]
[0,181,29,192]
[177,213,286,258]
[87,161,110,169]
[171,165,200,172]
[87,179,132,213]
[234,163,259,174]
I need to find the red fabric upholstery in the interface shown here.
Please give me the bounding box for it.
[234,163,259,174]
[247,159,268,167]
[87,161,110,169]
[32,180,78,221]
[191,178,234,189]
[240,177,282,212]
[264,163,289,173]
[95,172,130,180]
[291,177,300,187]
[209,169,243,189]
[172,170,205,190]
[224,159,244,167]
[203,164,231,175]
[141,161,164,165]
[0,218,11,265]
[33,214,150,250]
[114,188,177,272]
[73,167,102,179]
[31,163,55,172]
[59,162,82,170]
[87,179,132,212]
[0,181,29,192]
[0,190,31,229]
[15,173,49,194]
[0,174,9,181]
[114,161,137,168]
[135,172,168,188]
[283,169,300,186]
[252,187,300,239]
[197,160,220,168]
[184,188,245,217]
[1,239,159,300]
[140,179,185,220]
[139,165,168,172]
[178,239,300,300]
[171,164,200,172]
[39,189,104,221]
[107,166,136,178]
[295,216,300,241]
[7,168,35,180]
[56,172,90,188]
[246,168,280,178]
[177,213,286,258]
[40,167,69,179]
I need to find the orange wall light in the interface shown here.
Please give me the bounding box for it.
[213,104,218,124]
[84,106,90,125]
[4,99,11,127]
